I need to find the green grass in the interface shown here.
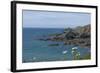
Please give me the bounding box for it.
[81,54,91,60]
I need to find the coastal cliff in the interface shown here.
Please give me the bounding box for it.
[39,24,91,48]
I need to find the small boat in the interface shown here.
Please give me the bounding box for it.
[62,50,67,54]
[72,47,78,50]
[33,57,36,60]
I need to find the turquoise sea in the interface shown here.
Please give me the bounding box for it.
[22,28,90,63]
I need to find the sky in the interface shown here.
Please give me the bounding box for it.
[23,10,91,28]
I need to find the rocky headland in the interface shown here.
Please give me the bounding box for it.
[39,24,91,48]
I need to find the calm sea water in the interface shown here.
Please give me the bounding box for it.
[22,28,90,63]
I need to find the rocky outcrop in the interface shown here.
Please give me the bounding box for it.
[39,24,91,48]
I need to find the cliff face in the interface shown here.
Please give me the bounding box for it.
[75,25,90,34]
[39,24,91,48]
[66,25,90,48]
[74,25,90,38]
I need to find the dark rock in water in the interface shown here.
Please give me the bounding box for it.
[48,43,59,46]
